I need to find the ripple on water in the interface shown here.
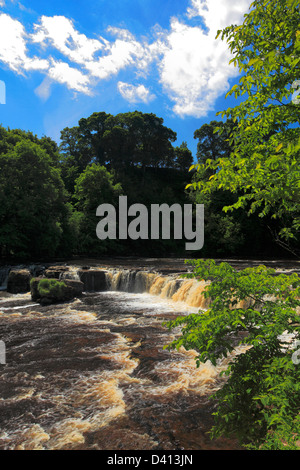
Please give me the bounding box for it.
[0,290,242,450]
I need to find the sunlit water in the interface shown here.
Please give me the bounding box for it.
[0,268,244,450]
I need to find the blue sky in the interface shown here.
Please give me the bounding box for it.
[0,0,252,159]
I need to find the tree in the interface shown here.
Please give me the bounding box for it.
[189,118,284,257]
[59,111,177,184]
[173,141,194,172]
[101,111,177,170]
[191,119,236,185]
[72,163,122,254]
[194,120,234,164]
[164,259,300,449]
[0,138,68,259]
[77,111,111,166]
[167,0,300,450]
[59,112,112,193]
[0,126,60,166]
[74,163,122,212]
[188,0,300,257]
[59,112,111,166]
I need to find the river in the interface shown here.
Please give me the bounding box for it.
[0,257,298,451]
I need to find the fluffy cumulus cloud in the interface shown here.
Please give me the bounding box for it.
[187,0,250,30]
[0,14,48,73]
[47,60,92,94]
[32,19,158,81]
[0,0,252,116]
[159,0,252,117]
[117,82,155,104]
[31,15,106,65]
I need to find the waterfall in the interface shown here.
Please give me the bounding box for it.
[0,263,211,310]
[0,267,11,291]
[106,270,137,292]
[0,264,46,292]
[60,267,81,281]
[104,269,210,309]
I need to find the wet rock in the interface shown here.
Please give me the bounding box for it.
[29,265,47,277]
[30,277,84,305]
[44,266,69,279]
[7,269,31,294]
[77,269,108,292]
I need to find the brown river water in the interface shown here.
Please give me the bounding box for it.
[1,257,297,451]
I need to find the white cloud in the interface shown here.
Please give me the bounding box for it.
[0,0,252,115]
[31,16,153,84]
[32,15,106,65]
[187,0,250,31]
[85,37,141,79]
[34,75,52,101]
[118,82,155,104]
[0,13,48,73]
[158,19,235,117]
[158,0,252,117]
[47,59,91,94]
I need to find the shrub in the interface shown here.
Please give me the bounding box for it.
[36,278,67,300]
[164,259,300,449]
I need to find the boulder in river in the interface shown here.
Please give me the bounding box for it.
[77,269,108,292]
[30,277,84,305]
[7,269,31,294]
[44,266,70,279]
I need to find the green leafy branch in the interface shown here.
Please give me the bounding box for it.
[163,259,300,448]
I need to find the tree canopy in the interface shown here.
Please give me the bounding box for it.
[0,133,68,258]
[188,0,300,257]
[169,0,300,450]
[173,141,194,171]
[71,163,123,255]
[59,111,178,193]
[194,120,235,164]
[0,118,195,260]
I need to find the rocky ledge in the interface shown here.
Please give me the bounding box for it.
[7,269,31,294]
[30,277,84,305]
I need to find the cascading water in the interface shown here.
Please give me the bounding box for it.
[0,267,11,291]
[102,269,211,309]
[0,262,242,451]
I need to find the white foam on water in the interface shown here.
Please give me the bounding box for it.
[99,290,200,316]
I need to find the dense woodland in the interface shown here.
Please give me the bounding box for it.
[0,110,293,261]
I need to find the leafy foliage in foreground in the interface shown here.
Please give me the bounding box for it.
[164,259,300,449]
